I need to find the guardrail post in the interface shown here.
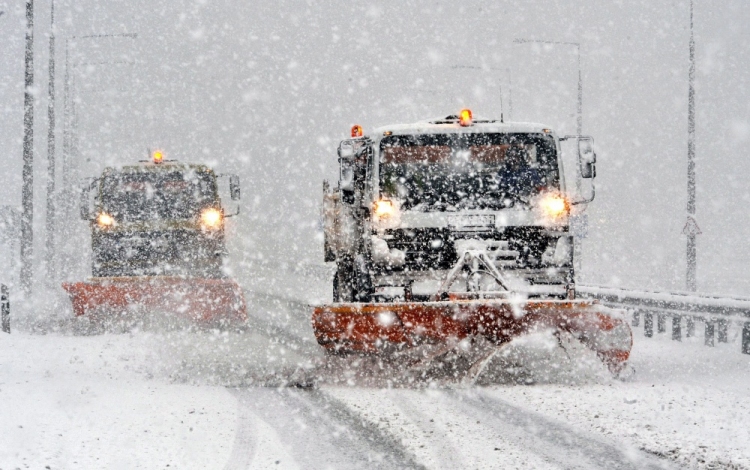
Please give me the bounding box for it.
[644,312,653,337]
[743,323,750,355]
[632,310,640,327]
[705,322,714,347]
[657,314,666,333]
[672,315,682,341]
[717,319,728,343]
[686,316,695,338]
[1,284,9,334]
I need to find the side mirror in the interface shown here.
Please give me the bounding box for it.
[338,141,356,204]
[79,178,96,220]
[229,175,241,200]
[578,137,596,179]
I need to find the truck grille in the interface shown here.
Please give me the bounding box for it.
[93,229,223,276]
[381,227,555,271]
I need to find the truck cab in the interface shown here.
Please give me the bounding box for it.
[79,153,241,279]
[323,111,596,302]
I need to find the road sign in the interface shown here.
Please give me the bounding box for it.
[682,216,702,236]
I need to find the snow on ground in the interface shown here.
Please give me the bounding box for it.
[0,332,238,469]
[1,287,749,469]
[327,322,750,469]
[485,327,750,469]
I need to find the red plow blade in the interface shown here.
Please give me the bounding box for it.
[312,299,632,374]
[62,277,247,325]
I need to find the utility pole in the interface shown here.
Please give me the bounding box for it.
[20,0,35,297]
[684,0,700,291]
[45,0,56,287]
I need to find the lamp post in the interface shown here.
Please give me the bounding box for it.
[514,38,585,283]
[20,0,34,297]
[56,33,137,281]
[45,0,56,287]
[684,0,699,292]
[47,31,137,285]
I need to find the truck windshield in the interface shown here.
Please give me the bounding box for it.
[379,133,559,211]
[100,170,217,222]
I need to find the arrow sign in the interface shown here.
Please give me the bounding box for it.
[682,216,702,236]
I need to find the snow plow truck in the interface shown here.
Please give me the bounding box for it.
[62,150,247,326]
[316,110,632,375]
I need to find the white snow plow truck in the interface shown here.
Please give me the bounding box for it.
[314,110,632,375]
[63,150,247,326]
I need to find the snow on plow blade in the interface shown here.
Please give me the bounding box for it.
[312,299,632,374]
[62,277,247,325]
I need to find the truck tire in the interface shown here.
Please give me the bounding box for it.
[334,257,356,302]
[334,255,374,302]
[353,254,373,302]
[324,238,335,263]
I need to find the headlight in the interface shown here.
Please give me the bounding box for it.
[539,194,569,218]
[96,212,115,227]
[200,208,223,229]
[373,199,396,219]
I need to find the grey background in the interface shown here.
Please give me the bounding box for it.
[0,0,748,295]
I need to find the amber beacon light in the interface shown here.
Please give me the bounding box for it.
[351,125,363,138]
[459,109,473,127]
[152,150,164,164]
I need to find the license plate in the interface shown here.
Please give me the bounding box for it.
[121,237,146,247]
[448,215,495,231]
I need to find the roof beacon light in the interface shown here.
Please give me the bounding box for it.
[351,124,363,138]
[459,109,473,127]
[152,150,164,164]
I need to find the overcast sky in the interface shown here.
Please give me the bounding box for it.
[0,0,748,295]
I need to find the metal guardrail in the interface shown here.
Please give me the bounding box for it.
[1,284,9,333]
[579,285,750,354]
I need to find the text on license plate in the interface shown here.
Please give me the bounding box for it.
[448,215,495,230]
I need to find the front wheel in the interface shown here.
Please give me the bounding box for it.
[334,255,373,302]
[334,257,356,302]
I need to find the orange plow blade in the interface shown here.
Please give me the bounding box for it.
[312,299,632,374]
[62,277,247,325]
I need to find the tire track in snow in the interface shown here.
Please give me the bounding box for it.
[449,391,673,470]
[391,394,466,470]
[224,390,257,470]
[241,289,670,468]
[224,387,425,470]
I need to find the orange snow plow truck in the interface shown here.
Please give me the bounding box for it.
[63,151,246,326]
[315,111,632,375]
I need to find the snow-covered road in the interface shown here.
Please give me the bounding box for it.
[1,287,748,469]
